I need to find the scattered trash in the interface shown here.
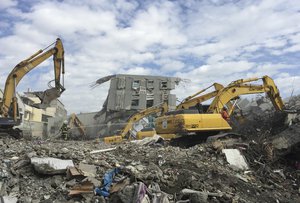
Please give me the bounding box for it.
[69,180,94,196]
[94,168,120,197]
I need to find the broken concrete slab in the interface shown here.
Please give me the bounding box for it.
[67,167,82,180]
[222,149,249,170]
[0,196,18,203]
[31,157,74,175]
[78,162,97,177]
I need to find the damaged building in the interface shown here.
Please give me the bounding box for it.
[0,90,67,138]
[91,74,181,137]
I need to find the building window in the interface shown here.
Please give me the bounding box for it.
[131,99,139,107]
[139,86,146,94]
[132,80,140,89]
[117,77,126,89]
[146,99,154,108]
[160,81,168,89]
[132,91,140,96]
[147,80,154,89]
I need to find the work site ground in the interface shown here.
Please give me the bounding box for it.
[0,96,300,203]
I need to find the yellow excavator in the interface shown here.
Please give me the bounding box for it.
[0,38,65,137]
[104,103,169,144]
[155,75,285,136]
[104,83,227,143]
[176,83,224,110]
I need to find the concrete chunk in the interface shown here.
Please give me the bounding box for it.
[31,157,74,175]
[222,149,249,170]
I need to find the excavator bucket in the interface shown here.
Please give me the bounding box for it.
[32,87,61,108]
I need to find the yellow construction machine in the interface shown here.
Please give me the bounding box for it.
[0,38,65,137]
[155,76,285,136]
[105,83,229,143]
[68,113,87,139]
[176,83,224,110]
[104,103,168,144]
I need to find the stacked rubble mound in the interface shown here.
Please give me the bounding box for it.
[0,96,299,203]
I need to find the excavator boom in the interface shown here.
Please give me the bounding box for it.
[0,38,66,137]
[207,76,284,114]
[177,83,224,110]
[1,38,65,116]
[104,103,168,143]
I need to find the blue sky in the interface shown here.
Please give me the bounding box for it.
[0,0,300,113]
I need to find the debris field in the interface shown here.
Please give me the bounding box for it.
[0,96,299,203]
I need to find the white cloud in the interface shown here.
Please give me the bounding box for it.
[0,0,17,9]
[0,0,299,113]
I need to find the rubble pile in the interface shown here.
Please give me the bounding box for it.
[0,133,299,203]
[0,96,299,203]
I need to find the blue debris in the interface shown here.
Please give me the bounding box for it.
[94,168,120,197]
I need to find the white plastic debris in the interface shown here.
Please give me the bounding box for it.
[222,149,249,170]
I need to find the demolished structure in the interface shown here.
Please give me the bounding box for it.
[0,73,300,202]
[0,94,299,202]
[0,90,67,138]
[93,74,181,137]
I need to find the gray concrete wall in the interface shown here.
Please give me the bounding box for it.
[76,112,100,139]
[106,74,179,111]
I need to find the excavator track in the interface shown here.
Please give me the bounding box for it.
[169,131,219,148]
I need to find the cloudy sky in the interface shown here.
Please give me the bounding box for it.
[1,0,300,113]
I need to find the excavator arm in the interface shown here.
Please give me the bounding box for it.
[104,103,169,143]
[0,38,65,120]
[207,76,284,114]
[177,83,224,110]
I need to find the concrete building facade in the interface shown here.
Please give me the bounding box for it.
[94,74,181,137]
[106,74,179,111]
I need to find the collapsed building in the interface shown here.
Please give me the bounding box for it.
[0,90,67,138]
[91,74,181,137]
